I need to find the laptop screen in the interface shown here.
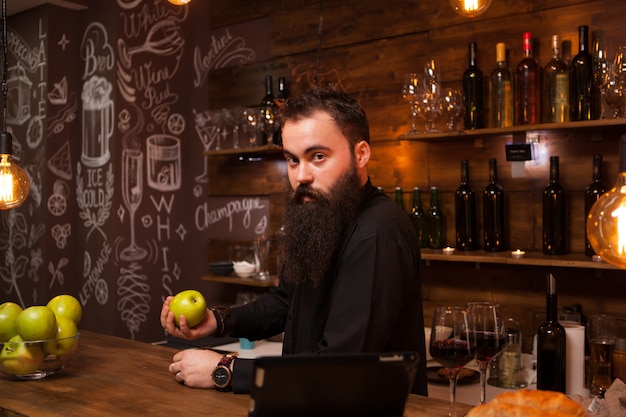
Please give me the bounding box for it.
[248,351,419,417]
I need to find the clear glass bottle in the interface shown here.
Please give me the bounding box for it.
[515,32,540,125]
[410,187,429,248]
[428,186,445,249]
[488,42,514,128]
[543,156,567,255]
[455,160,477,250]
[542,35,570,123]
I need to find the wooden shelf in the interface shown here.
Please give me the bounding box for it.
[398,119,626,141]
[204,144,282,157]
[420,248,620,270]
[201,273,278,287]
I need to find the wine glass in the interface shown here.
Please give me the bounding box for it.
[467,302,505,405]
[430,306,476,417]
[402,73,422,134]
[604,72,624,119]
[440,88,464,131]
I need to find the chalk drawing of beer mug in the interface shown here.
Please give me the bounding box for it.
[147,134,181,191]
[81,76,114,167]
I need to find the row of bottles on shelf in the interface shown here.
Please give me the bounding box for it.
[259,75,287,146]
[389,153,607,256]
[463,24,612,130]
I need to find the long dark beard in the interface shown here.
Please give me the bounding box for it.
[279,166,363,287]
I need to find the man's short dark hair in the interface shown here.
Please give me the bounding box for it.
[278,86,370,145]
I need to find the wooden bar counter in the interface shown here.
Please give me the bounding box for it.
[0,331,472,417]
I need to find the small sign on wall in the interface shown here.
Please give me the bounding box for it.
[204,195,270,240]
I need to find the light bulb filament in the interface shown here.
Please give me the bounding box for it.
[0,156,14,202]
[611,202,626,255]
[464,0,479,12]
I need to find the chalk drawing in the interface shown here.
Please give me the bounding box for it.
[81,76,114,167]
[48,258,69,288]
[120,149,147,261]
[76,163,114,241]
[146,134,181,191]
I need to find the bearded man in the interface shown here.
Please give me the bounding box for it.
[160,86,427,396]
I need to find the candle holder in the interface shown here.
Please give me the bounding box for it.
[511,249,525,259]
[442,247,455,255]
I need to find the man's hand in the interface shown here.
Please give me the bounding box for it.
[160,296,216,340]
[168,348,227,388]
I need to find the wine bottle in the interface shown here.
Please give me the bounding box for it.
[543,156,568,255]
[462,42,485,129]
[515,32,540,125]
[272,77,287,145]
[259,75,277,144]
[428,186,445,249]
[488,42,514,128]
[483,158,506,251]
[542,35,570,123]
[585,154,607,256]
[410,187,429,248]
[394,187,405,213]
[537,274,567,393]
[570,25,597,121]
[455,160,477,250]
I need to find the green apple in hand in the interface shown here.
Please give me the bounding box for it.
[169,290,207,328]
[0,302,23,342]
[43,316,78,356]
[47,294,82,325]
[16,306,57,341]
[0,334,45,375]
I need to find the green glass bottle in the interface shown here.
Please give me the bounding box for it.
[410,187,429,248]
[394,187,405,213]
[428,186,445,249]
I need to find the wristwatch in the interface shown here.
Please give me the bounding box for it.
[212,354,235,391]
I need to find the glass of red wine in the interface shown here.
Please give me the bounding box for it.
[429,306,476,417]
[467,302,505,405]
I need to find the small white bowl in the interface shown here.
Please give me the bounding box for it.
[232,261,257,278]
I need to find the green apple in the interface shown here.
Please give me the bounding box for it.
[16,306,57,341]
[0,302,23,342]
[47,294,82,325]
[43,316,78,356]
[0,334,45,375]
[169,289,207,328]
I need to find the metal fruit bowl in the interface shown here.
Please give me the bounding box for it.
[0,333,79,380]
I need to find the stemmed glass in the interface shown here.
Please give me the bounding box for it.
[467,302,505,405]
[440,88,464,131]
[120,149,147,262]
[419,59,442,132]
[430,306,476,417]
[604,71,624,119]
[402,73,422,134]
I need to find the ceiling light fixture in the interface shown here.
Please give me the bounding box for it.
[0,0,29,210]
[450,0,492,18]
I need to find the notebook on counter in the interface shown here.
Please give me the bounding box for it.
[248,351,419,417]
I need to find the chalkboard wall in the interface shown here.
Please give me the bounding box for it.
[0,1,272,342]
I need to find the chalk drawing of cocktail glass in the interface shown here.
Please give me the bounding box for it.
[120,149,147,262]
[147,134,181,191]
[118,18,184,69]
[194,110,219,183]
[81,76,113,167]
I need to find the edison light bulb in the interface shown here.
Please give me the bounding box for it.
[587,135,626,268]
[450,0,492,17]
[168,0,191,5]
[0,132,29,210]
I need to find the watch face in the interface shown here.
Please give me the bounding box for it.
[213,365,231,388]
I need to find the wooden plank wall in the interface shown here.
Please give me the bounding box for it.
[206,0,626,350]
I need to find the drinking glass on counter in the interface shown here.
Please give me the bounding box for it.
[587,314,617,395]
[467,302,505,405]
[429,306,476,417]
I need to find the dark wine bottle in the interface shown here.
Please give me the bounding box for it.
[463,42,485,129]
[542,35,570,123]
[455,160,477,250]
[483,158,506,251]
[428,186,445,249]
[394,187,405,213]
[259,75,277,144]
[488,42,514,128]
[515,32,540,125]
[272,77,286,145]
[410,187,429,248]
[585,154,607,256]
[543,156,568,255]
[570,25,597,121]
[537,274,567,393]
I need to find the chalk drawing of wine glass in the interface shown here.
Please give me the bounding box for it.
[193,109,218,183]
[118,17,184,70]
[120,149,147,262]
